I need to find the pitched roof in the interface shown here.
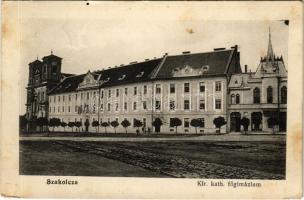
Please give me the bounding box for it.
[49,74,86,94]
[48,48,238,95]
[42,54,62,61]
[95,58,162,87]
[29,59,43,65]
[48,59,162,95]
[155,50,234,78]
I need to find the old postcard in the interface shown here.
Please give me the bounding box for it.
[1,1,303,199]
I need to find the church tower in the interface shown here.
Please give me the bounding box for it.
[255,28,287,78]
[25,52,62,131]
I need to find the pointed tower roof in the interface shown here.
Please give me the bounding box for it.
[266,27,274,62]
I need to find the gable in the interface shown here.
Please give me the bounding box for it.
[78,71,99,89]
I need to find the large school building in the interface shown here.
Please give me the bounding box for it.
[25,32,287,133]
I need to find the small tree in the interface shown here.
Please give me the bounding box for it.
[68,122,75,132]
[240,117,250,134]
[49,118,56,132]
[121,119,131,134]
[267,117,279,134]
[110,120,119,133]
[213,116,226,134]
[75,121,82,132]
[54,118,61,131]
[61,122,67,132]
[37,117,45,132]
[171,118,182,134]
[152,118,163,133]
[134,119,143,135]
[100,122,109,133]
[190,119,203,134]
[92,120,100,132]
[252,116,262,131]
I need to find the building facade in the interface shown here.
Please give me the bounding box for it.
[227,32,287,132]
[25,53,75,130]
[46,46,241,133]
[25,32,287,134]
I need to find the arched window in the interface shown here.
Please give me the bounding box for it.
[281,86,287,104]
[231,94,235,104]
[253,88,260,104]
[267,86,273,103]
[236,94,240,104]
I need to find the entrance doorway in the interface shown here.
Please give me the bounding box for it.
[230,112,241,132]
[153,118,162,133]
[251,112,262,131]
[85,119,90,132]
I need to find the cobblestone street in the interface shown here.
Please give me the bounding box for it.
[20,135,285,179]
[54,140,284,179]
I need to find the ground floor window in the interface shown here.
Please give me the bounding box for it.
[184,118,190,128]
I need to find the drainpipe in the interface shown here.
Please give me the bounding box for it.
[97,86,100,133]
[151,81,155,134]
[277,75,281,131]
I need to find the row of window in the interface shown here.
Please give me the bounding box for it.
[49,81,222,103]
[253,86,287,104]
[49,99,222,114]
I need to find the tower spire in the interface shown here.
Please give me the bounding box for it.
[266,26,274,62]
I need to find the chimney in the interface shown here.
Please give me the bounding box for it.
[182,51,191,54]
[231,45,238,50]
[244,65,248,73]
[214,48,226,51]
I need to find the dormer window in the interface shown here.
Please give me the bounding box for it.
[118,74,126,80]
[136,71,144,78]
[202,65,209,72]
[65,84,71,89]
[103,77,110,82]
[235,80,238,84]
[173,68,179,72]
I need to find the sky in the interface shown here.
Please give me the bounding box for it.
[19,17,289,114]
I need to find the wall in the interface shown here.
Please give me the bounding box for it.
[49,76,228,134]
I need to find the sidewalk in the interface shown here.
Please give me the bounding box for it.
[20,133,286,142]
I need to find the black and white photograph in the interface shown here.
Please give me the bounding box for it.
[19,18,288,179]
[1,1,302,199]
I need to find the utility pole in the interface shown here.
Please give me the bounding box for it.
[97,86,100,133]
[151,81,154,134]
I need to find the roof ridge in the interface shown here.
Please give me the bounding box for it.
[168,49,233,58]
[94,57,162,73]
